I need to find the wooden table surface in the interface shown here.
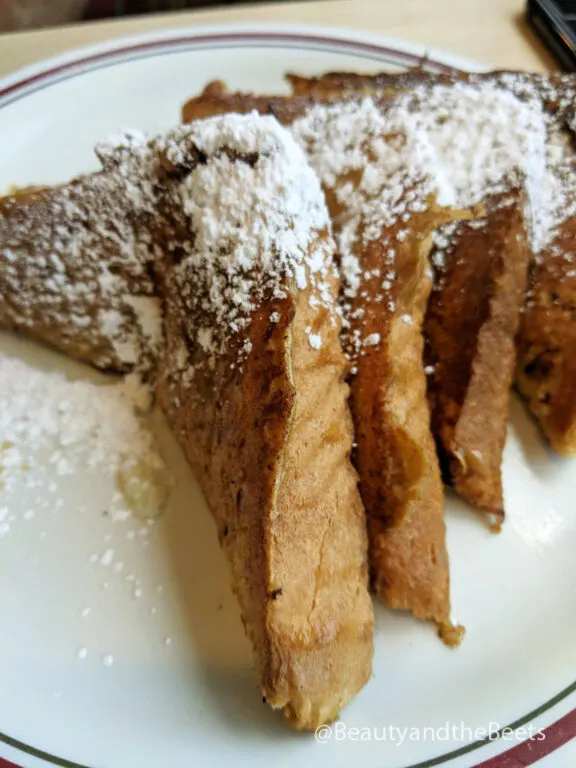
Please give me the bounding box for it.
[0,0,558,80]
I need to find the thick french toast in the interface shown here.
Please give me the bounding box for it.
[293,98,462,636]
[512,88,576,456]
[288,69,576,458]
[288,71,402,100]
[425,189,530,520]
[289,71,576,512]
[181,79,312,124]
[0,115,374,728]
[182,86,462,641]
[0,141,163,374]
[347,200,456,632]
[153,115,374,728]
[516,169,576,457]
[287,69,576,119]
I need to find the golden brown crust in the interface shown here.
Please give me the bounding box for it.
[0,181,161,373]
[266,272,374,727]
[182,85,461,641]
[288,69,576,484]
[425,191,530,519]
[516,215,576,456]
[287,71,403,100]
[1,121,374,727]
[181,81,313,125]
[286,69,576,124]
[157,255,374,730]
[349,206,457,630]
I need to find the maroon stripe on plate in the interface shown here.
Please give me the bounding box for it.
[1,708,575,768]
[472,707,576,767]
[0,31,454,101]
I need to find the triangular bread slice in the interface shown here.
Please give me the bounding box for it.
[288,69,576,460]
[516,175,576,456]
[508,77,576,457]
[346,194,456,631]
[153,115,374,729]
[425,188,530,521]
[0,114,374,729]
[286,72,553,523]
[0,138,164,374]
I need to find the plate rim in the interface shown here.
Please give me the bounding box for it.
[1,682,575,768]
[0,22,574,768]
[0,22,486,104]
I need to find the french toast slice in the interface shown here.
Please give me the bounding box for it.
[181,79,312,124]
[153,115,374,728]
[413,71,576,458]
[292,99,462,637]
[287,71,401,100]
[286,69,576,115]
[288,71,566,517]
[347,198,457,634]
[182,86,463,642]
[515,164,576,456]
[287,69,576,457]
[0,115,374,729]
[425,189,530,521]
[508,81,576,456]
[0,141,163,374]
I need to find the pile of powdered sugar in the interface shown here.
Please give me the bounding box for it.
[398,83,547,244]
[0,352,174,667]
[0,355,168,525]
[155,113,336,365]
[399,81,576,256]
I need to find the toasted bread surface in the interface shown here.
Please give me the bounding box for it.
[158,267,374,729]
[183,87,460,639]
[349,206,456,629]
[287,69,576,458]
[153,115,374,729]
[0,115,375,727]
[425,190,530,518]
[516,213,576,456]
[0,160,162,373]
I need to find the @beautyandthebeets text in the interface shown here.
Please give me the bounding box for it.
[314,721,546,746]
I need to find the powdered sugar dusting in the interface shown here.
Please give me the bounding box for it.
[403,75,576,277]
[538,131,576,261]
[306,327,323,349]
[397,73,576,254]
[291,97,436,356]
[292,98,433,302]
[1,113,337,380]
[399,83,546,208]
[0,136,162,372]
[363,333,381,347]
[397,81,576,254]
[291,83,552,275]
[157,113,335,373]
[0,355,167,519]
[0,349,177,664]
[289,79,576,362]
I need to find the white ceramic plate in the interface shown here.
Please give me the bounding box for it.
[0,24,575,768]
